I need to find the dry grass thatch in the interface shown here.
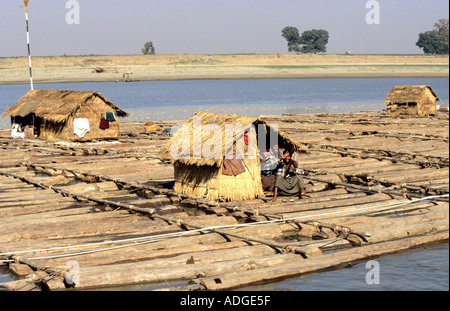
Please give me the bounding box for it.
[160,111,309,167]
[384,85,439,116]
[174,160,264,201]
[384,85,439,104]
[161,111,309,201]
[2,90,128,122]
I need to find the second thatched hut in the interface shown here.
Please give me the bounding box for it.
[384,85,439,116]
[2,90,128,142]
[160,112,308,202]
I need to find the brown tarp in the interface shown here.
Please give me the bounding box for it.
[222,156,245,176]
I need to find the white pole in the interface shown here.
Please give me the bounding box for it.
[24,2,33,90]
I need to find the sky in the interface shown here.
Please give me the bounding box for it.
[0,0,449,57]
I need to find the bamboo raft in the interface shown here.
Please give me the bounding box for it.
[0,110,448,291]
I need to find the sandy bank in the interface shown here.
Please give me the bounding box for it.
[0,54,448,85]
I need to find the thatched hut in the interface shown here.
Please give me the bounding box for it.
[160,112,308,202]
[1,90,128,142]
[385,85,439,116]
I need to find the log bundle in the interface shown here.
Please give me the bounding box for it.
[0,110,448,291]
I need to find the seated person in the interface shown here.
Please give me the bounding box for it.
[11,123,25,139]
[260,144,281,192]
[272,149,310,202]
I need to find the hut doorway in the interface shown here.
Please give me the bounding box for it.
[33,116,42,137]
[10,114,37,139]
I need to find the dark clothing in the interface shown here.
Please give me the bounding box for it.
[99,118,110,129]
[261,173,276,192]
[274,161,304,196]
[274,173,302,196]
[104,112,116,121]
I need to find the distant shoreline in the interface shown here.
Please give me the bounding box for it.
[0,54,448,85]
[0,72,448,86]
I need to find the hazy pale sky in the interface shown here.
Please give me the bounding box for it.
[0,0,448,57]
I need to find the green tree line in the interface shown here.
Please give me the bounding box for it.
[282,26,329,54]
[416,19,449,55]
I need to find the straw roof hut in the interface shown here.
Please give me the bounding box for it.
[2,90,128,142]
[160,112,308,202]
[384,85,439,116]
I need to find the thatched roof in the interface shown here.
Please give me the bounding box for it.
[384,85,439,104]
[160,111,309,167]
[1,90,128,123]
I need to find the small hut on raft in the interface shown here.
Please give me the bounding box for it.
[1,90,128,142]
[160,112,309,202]
[384,85,439,116]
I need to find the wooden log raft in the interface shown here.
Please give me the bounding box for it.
[168,232,449,291]
[0,110,448,291]
[303,175,449,202]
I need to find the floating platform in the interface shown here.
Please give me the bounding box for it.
[0,110,448,291]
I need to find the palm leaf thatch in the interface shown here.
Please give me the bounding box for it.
[384,85,439,116]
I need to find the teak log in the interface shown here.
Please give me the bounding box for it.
[172,232,449,291]
[67,252,301,290]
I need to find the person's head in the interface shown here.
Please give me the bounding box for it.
[283,149,293,162]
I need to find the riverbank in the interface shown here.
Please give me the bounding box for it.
[0,54,448,85]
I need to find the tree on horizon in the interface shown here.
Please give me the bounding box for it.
[142,41,156,55]
[298,29,329,54]
[281,26,301,53]
[282,27,329,54]
[416,19,449,55]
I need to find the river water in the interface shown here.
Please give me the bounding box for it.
[0,77,449,128]
[0,77,448,290]
[240,243,449,291]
